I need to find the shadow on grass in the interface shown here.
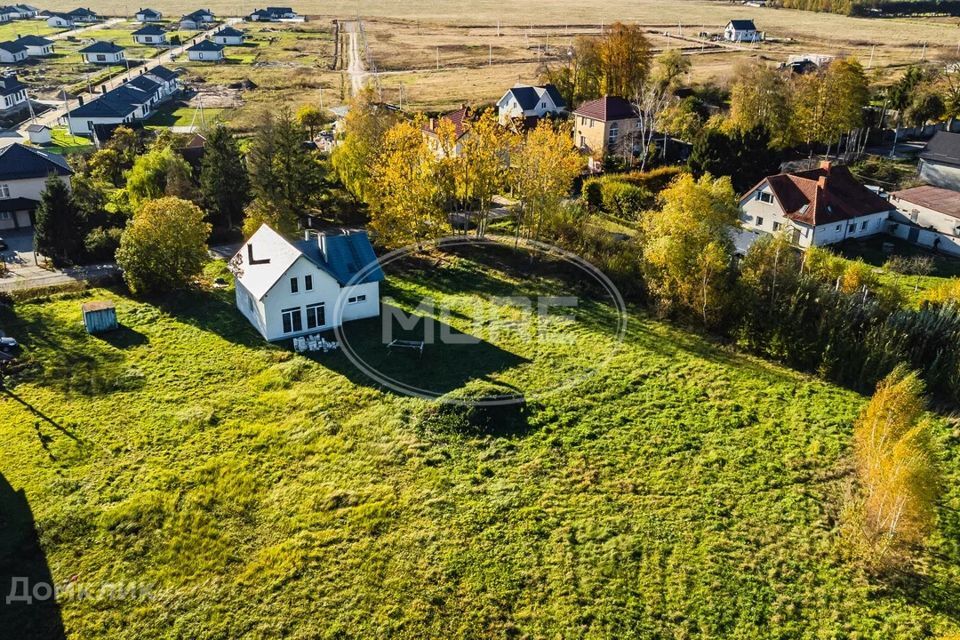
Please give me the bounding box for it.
[153,286,266,349]
[0,475,66,640]
[92,325,148,349]
[315,305,529,401]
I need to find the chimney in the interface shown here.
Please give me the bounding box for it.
[819,160,831,172]
[317,233,328,260]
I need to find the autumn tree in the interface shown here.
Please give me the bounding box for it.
[847,366,940,572]
[456,109,512,237]
[635,49,692,169]
[34,176,84,266]
[369,117,446,247]
[640,173,739,326]
[116,197,211,294]
[125,145,196,207]
[296,104,326,139]
[599,22,652,99]
[793,58,869,154]
[510,122,583,244]
[727,61,793,147]
[331,88,397,205]
[200,124,250,232]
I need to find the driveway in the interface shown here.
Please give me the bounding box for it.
[0,229,118,293]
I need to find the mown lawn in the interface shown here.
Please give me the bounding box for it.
[1,250,959,638]
[40,128,95,155]
[144,104,226,128]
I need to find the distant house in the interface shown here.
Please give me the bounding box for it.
[132,24,167,45]
[573,96,640,168]
[135,7,162,21]
[79,41,125,64]
[0,73,28,114]
[496,83,566,126]
[888,185,960,256]
[212,25,244,46]
[230,225,385,342]
[179,9,215,30]
[13,4,38,18]
[724,19,761,43]
[421,105,474,157]
[15,34,54,57]
[918,130,960,191]
[0,6,17,21]
[67,7,99,23]
[246,6,299,21]
[186,38,224,61]
[737,161,894,250]
[45,12,74,28]
[66,64,180,134]
[0,40,27,63]
[0,143,73,231]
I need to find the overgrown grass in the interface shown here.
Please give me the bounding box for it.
[1,251,958,638]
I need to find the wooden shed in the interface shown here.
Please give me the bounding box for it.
[81,301,118,334]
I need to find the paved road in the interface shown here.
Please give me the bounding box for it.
[11,18,240,140]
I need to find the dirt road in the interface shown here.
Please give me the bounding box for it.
[341,20,369,96]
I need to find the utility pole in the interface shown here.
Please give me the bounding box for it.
[489,43,492,66]
[436,46,439,70]
[868,44,874,69]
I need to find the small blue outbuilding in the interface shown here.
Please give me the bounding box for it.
[82,301,118,334]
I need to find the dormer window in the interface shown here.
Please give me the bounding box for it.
[757,191,773,204]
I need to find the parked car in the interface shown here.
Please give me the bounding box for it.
[0,336,17,351]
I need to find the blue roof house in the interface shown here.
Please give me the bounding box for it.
[79,40,125,64]
[230,224,385,341]
[496,83,567,125]
[0,143,73,231]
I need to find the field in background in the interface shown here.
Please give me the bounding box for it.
[1,252,958,637]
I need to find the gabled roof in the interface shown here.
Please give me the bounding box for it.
[422,106,474,139]
[215,26,244,37]
[0,143,72,181]
[68,7,97,16]
[746,162,892,225]
[573,96,638,121]
[79,41,124,54]
[182,8,213,19]
[145,64,178,81]
[136,7,160,16]
[25,123,48,132]
[15,34,52,46]
[68,91,139,117]
[111,84,152,105]
[728,19,757,30]
[0,40,26,53]
[0,74,25,95]
[126,74,160,92]
[508,85,540,110]
[232,225,385,300]
[188,39,224,52]
[542,83,566,108]
[892,185,960,220]
[45,11,74,21]
[132,23,166,35]
[920,131,960,168]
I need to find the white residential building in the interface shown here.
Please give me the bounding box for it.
[888,185,960,256]
[186,39,224,61]
[79,41,125,64]
[0,143,73,231]
[724,19,762,43]
[16,34,54,57]
[0,73,28,114]
[132,24,167,45]
[737,162,895,251]
[212,26,244,45]
[0,40,27,63]
[230,225,384,342]
[135,7,162,21]
[496,83,567,124]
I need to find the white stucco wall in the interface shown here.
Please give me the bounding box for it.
[919,161,960,192]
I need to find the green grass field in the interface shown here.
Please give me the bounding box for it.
[1,251,959,638]
[38,128,95,155]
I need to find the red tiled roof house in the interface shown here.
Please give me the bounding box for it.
[421,106,475,158]
[738,161,895,250]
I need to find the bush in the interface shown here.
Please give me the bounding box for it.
[581,178,603,211]
[600,180,650,220]
[84,226,123,263]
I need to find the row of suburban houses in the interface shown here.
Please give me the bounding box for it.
[65,64,180,135]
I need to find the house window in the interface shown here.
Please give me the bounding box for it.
[861,221,868,231]
[608,123,619,145]
[756,216,764,227]
[0,184,8,198]
[579,135,586,148]
[348,294,367,304]
[772,222,782,232]
[848,224,856,233]
[304,275,313,291]
[835,224,841,231]
[96,54,105,61]
[0,211,10,220]
[306,303,325,329]
[289,277,298,294]
[281,307,302,334]
[757,191,773,203]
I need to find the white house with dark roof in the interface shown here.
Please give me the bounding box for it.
[135,7,162,21]
[724,19,761,43]
[186,38,224,61]
[15,34,53,57]
[737,161,895,251]
[0,73,27,114]
[0,40,27,63]
[67,7,98,22]
[0,143,73,231]
[79,41,125,64]
[246,7,299,21]
[230,224,384,341]
[918,130,960,191]
[179,9,215,30]
[496,83,566,125]
[66,64,180,134]
[132,23,167,45]
[45,12,74,27]
[212,25,244,45]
